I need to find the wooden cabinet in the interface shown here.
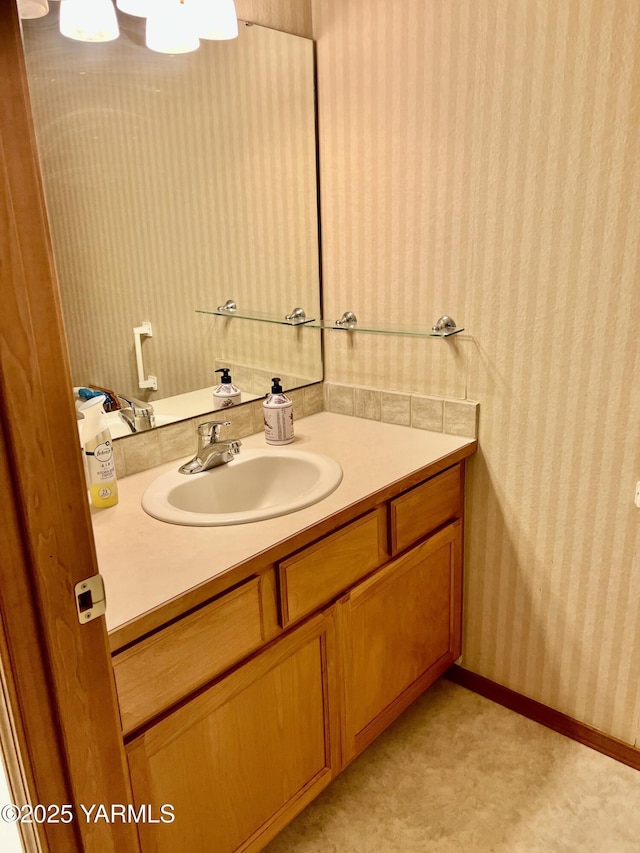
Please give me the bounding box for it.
[337,521,462,764]
[118,460,469,853]
[390,464,462,554]
[126,610,340,853]
[279,507,388,627]
[114,577,265,735]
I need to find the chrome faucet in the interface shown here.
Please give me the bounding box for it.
[179,420,241,474]
[116,393,155,433]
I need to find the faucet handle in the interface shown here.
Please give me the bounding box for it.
[115,392,155,432]
[198,420,231,444]
[115,392,154,416]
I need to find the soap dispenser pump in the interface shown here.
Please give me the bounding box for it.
[213,367,241,410]
[263,377,294,445]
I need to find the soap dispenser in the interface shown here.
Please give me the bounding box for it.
[78,395,118,509]
[213,368,241,410]
[263,378,294,445]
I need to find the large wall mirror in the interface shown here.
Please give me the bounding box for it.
[21,8,322,434]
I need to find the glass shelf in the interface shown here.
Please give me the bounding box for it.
[313,320,465,338]
[196,307,317,326]
[196,308,464,338]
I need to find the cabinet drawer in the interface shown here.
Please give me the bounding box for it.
[113,577,264,734]
[390,464,462,555]
[279,509,387,627]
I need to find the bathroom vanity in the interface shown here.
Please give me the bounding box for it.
[93,413,476,852]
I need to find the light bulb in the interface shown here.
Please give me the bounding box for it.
[59,0,119,42]
[194,0,238,40]
[17,0,49,19]
[146,0,200,54]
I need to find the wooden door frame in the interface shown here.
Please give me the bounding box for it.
[0,4,139,851]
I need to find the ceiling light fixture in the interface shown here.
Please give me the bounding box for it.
[23,0,238,52]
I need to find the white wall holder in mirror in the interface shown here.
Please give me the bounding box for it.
[133,321,157,391]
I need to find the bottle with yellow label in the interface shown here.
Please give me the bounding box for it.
[78,395,119,508]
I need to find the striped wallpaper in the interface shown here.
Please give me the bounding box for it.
[314,0,640,745]
[22,7,321,402]
[235,0,311,38]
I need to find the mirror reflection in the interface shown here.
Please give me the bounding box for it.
[21,9,322,435]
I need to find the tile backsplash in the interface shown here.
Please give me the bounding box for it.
[113,383,324,479]
[324,383,479,440]
[113,380,478,479]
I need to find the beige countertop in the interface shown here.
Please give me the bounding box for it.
[92,412,476,643]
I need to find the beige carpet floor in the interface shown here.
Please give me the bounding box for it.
[264,679,640,852]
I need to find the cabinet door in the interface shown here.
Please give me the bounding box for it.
[127,610,340,853]
[337,521,462,764]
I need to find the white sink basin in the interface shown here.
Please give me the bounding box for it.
[141,449,343,526]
